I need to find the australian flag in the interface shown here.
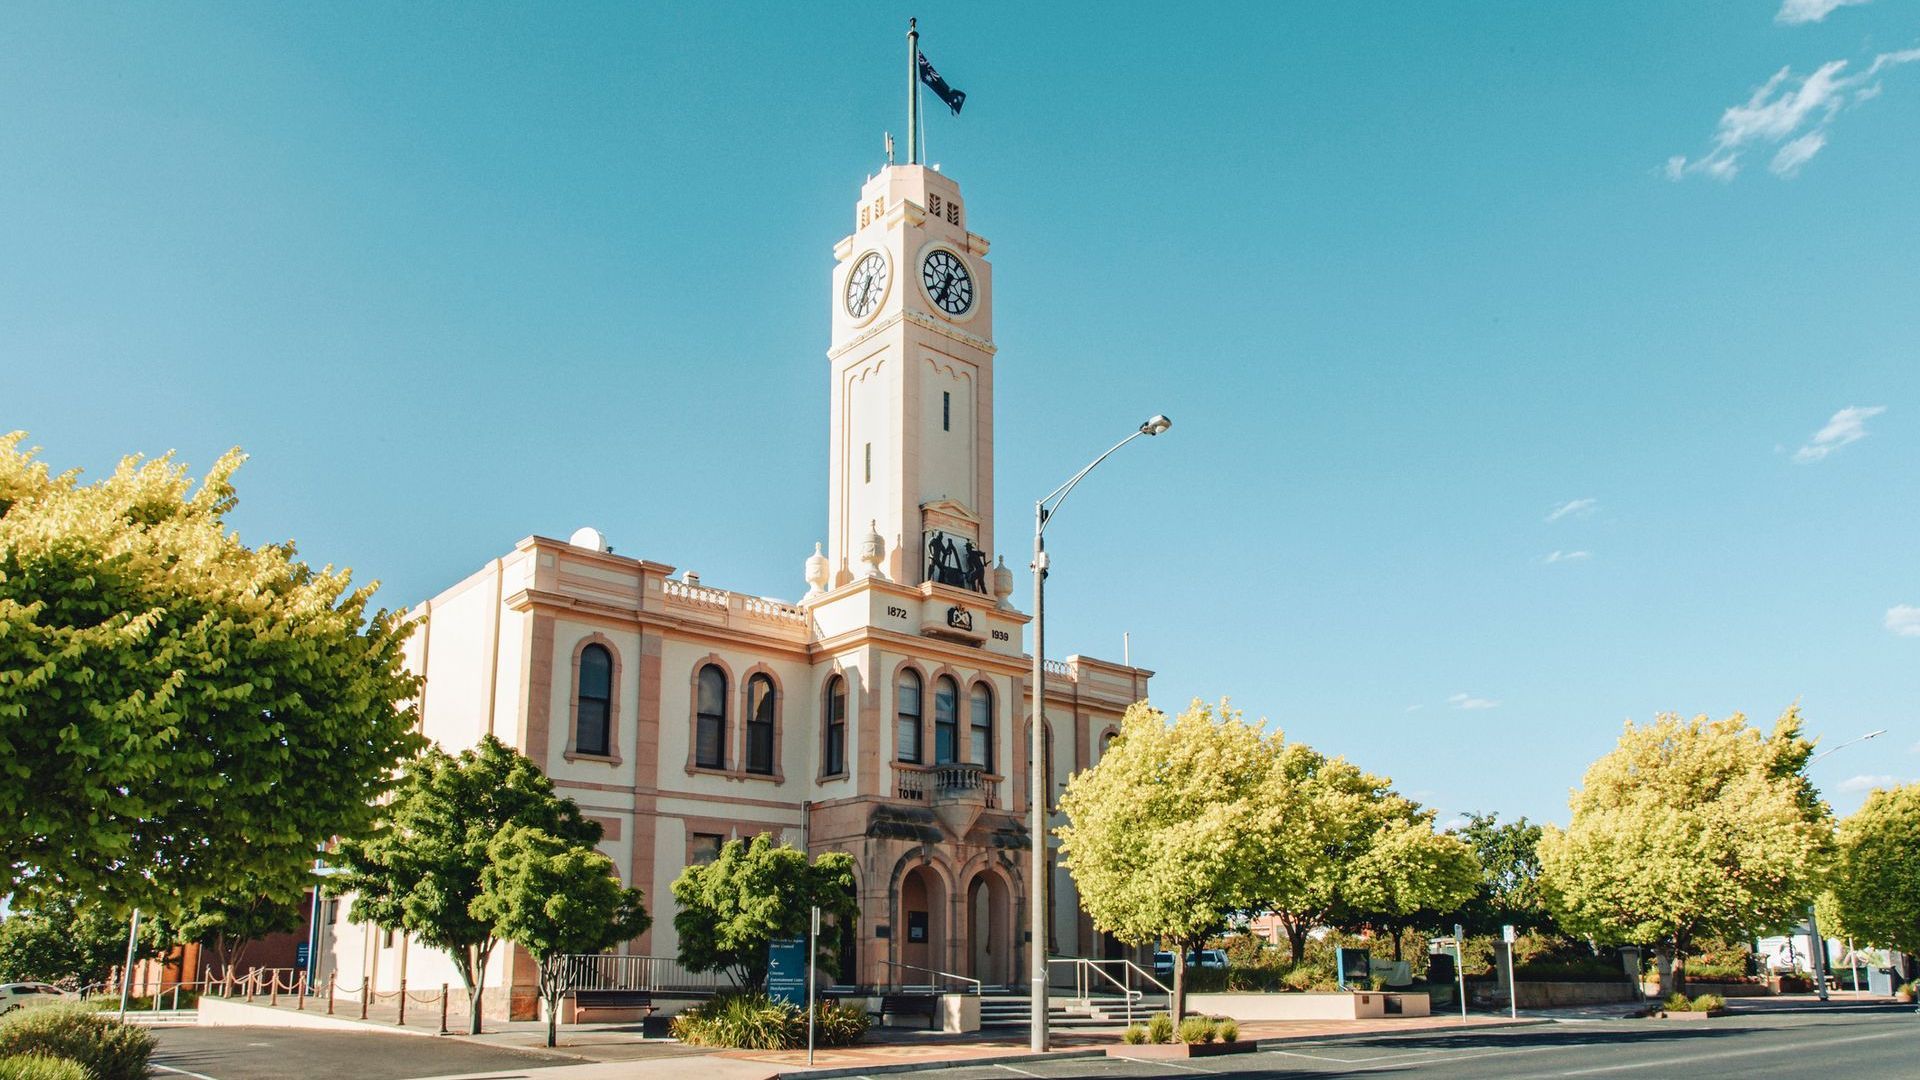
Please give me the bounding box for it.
[917,52,966,115]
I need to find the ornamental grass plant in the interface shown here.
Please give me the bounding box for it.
[0,1004,153,1080]
[668,993,869,1050]
[0,1056,89,1080]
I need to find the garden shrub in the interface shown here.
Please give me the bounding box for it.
[1895,982,1915,1003]
[1177,1015,1213,1043]
[0,1057,89,1080]
[1145,1012,1175,1044]
[1216,1016,1238,1043]
[0,1004,153,1080]
[1661,992,1691,1013]
[669,993,867,1050]
[1281,967,1316,992]
[1120,1024,1147,1045]
[1690,993,1725,1013]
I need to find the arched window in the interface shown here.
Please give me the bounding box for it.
[1101,729,1117,755]
[823,675,847,776]
[970,684,994,771]
[745,673,776,775]
[575,644,612,757]
[896,669,922,763]
[933,677,959,764]
[696,665,727,769]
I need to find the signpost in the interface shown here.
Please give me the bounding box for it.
[1453,924,1467,1021]
[768,935,808,1007]
[806,906,820,1067]
[1502,924,1517,1019]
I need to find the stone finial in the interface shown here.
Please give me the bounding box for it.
[859,520,888,580]
[993,554,1015,609]
[804,542,829,600]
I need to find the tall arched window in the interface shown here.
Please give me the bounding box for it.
[824,675,847,776]
[896,669,923,763]
[696,665,727,769]
[745,673,776,775]
[575,644,612,757]
[969,684,993,771]
[933,677,959,764]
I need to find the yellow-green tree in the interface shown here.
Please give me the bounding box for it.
[0,433,423,912]
[1538,709,1831,994]
[1256,747,1413,963]
[1824,784,1920,956]
[1056,700,1298,1019]
[1342,818,1480,960]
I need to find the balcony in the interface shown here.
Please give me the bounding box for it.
[893,762,1001,809]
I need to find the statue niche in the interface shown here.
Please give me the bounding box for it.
[924,529,989,594]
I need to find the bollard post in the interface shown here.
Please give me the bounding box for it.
[246,971,255,1003]
[172,985,180,1012]
[327,975,336,1016]
[270,971,280,1008]
[398,979,406,1026]
[439,984,448,1035]
[297,972,307,1010]
[360,981,369,1020]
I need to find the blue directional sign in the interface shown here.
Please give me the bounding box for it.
[767,936,808,1006]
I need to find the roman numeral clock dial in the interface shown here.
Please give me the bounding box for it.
[921,249,974,316]
[844,251,889,320]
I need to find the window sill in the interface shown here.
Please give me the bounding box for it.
[685,764,786,784]
[565,751,621,765]
[816,771,849,783]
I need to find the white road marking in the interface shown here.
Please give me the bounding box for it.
[993,1065,1045,1078]
[1555,1026,1912,1076]
[150,1065,221,1080]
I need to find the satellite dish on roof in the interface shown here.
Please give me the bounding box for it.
[568,526,609,552]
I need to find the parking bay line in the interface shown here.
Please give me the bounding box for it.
[150,1065,221,1080]
[1555,1027,1911,1076]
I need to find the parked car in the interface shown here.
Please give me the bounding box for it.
[1151,949,1229,977]
[0,983,71,1016]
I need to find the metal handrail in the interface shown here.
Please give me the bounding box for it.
[880,959,982,995]
[1047,958,1146,1026]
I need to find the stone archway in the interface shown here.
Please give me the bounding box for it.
[898,864,947,982]
[965,869,1013,987]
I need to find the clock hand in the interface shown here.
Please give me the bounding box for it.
[856,277,874,311]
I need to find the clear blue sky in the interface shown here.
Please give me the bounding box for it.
[6,2,1917,827]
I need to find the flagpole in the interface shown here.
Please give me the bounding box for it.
[906,18,918,165]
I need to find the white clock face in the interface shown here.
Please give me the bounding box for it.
[922,250,974,316]
[844,251,889,319]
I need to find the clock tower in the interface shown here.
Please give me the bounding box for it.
[826,164,998,590]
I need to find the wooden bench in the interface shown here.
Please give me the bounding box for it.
[572,989,655,1023]
[880,993,939,1030]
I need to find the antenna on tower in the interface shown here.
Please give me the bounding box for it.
[885,131,895,164]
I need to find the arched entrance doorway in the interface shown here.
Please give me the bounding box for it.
[966,870,1011,987]
[898,865,946,982]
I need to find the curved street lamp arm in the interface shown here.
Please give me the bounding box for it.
[1037,428,1150,538]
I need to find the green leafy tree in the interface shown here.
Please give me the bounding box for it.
[1454,813,1557,938]
[670,834,855,992]
[1056,700,1299,1020]
[1256,748,1408,963]
[0,894,161,988]
[1342,817,1480,959]
[1538,709,1832,995]
[475,825,650,1047]
[336,735,600,1034]
[1824,783,1920,956]
[166,887,307,978]
[0,433,423,911]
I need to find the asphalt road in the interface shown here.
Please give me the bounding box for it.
[148,1025,565,1080]
[910,1005,1918,1080]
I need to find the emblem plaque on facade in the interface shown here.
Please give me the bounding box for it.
[946,606,973,631]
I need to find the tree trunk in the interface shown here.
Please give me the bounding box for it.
[1670,931,1691,996]
[458,942,493,1035]
[1170,949,1187,1023]
[1391,926,1404,962]
[1286,922,1309,966]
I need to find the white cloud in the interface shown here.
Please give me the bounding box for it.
[1404,704,1424,713]
[1776,0,1871,25]
[1438,815,1471,833]
[1839,773,1896,793]
[1794,405,1885,462]
[1668,50,1920,181]
[1545,497,1599,523]
[1449,692,1501,710]
[1885,604,1920,637]
[1544,550,1592,564]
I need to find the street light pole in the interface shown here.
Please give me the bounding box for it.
[1028,414,1171,1054]
[1804,729,1886,1002]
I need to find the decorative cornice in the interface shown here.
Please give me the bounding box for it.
[827,309,997,362]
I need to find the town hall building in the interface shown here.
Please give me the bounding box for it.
[321,159,1153,1019]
